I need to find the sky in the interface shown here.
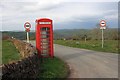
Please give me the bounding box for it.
[0,0,119,31]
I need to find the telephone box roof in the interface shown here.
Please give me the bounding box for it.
[36,18,52,22]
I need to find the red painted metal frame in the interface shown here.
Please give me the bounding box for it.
[35,18,54,58]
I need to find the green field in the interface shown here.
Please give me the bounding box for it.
[39,57,69,79]
[54,40,119,53]
[2,40,20,64]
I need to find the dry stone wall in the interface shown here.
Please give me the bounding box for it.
[1,39,41,79]
[11,39,37,58]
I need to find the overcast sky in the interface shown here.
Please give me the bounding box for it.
[0,0,119,31]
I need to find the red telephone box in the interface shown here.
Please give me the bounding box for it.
[36,18,54,58]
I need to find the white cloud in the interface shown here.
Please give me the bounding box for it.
[0,1,118,31]
[1,0,119,2]
[104,13,118,20]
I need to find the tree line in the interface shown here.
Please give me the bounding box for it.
[2,28,119,40]
[54,28,119,40]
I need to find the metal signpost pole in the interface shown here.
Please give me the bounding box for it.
[24,22,31,43]
[85,37,86,42]
[102,29,104,48]
[27,31,29,43]
[100,20,106,48]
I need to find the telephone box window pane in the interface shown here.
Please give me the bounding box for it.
[41,42,49,44]
[41,35,49,38]
[41,50,49,54]
[41,31,47,34]
[41,28,50,31]
[41,39,49,43]
[41,45,49,48]
[41,31,50,35]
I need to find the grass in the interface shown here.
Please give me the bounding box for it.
[39,57,69,79]
[2,40,20,64]
[54,40,119,53]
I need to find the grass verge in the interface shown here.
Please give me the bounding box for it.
[54,40,119,53]
[2,40,20,64]
[39,57,69,79]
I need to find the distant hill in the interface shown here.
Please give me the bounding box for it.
[54,29,91,39]
[2,31,35,40]
[54,28,118,40]
[2,28,118,40]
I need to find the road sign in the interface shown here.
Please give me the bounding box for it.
[24,22,31,43]
[24,22,31,30]
[100,20,106,29]
[99,20,106,48]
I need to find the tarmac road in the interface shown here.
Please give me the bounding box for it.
[30,41,118,78]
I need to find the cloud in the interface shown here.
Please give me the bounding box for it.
[104,14,118,20]
[0,1,118,31]
[1,0,120,2]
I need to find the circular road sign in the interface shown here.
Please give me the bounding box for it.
[24,22,31,29]
[100,20,106,27]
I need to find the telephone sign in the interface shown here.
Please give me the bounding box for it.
[39,22,51,24]
[36,18,54,58]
